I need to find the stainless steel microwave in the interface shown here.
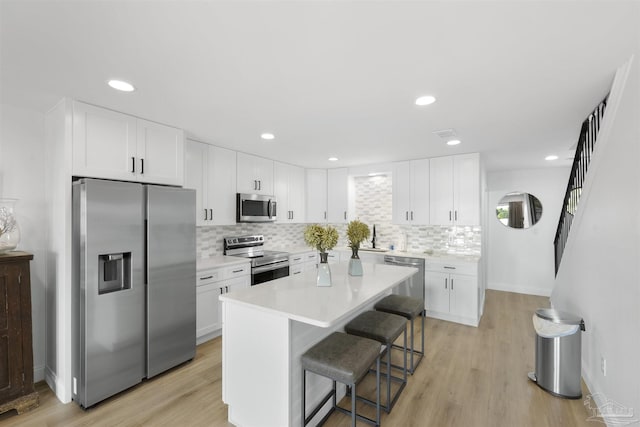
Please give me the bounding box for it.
[236,193,277,222]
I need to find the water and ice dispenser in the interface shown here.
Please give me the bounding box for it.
[98,253,131,294]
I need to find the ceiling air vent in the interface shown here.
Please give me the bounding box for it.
[432,128,457,140]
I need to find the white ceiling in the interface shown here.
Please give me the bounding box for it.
[1,1,638,171]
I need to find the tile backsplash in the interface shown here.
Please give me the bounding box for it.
[197,174,481,258]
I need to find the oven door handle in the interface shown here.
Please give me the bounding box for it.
[252,262,289,275]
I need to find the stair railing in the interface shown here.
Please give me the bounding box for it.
[554,97,608,275]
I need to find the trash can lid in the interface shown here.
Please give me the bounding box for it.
[535,308,582,325]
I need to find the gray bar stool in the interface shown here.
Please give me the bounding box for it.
[345,311,407,413]
[301,332,381,427]
[374,294,425,374]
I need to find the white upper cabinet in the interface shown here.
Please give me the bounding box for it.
[72,101,137,180]
[429,153,480,226]
[184,140,207,225]
[392,159,429,224]
[72,101,184,186]
[327,168,349,224]
[306,169,327,223]
[236,152,274,195]
[453,153,481,226]
[274,162,306,223]
[185,139,237,225]
[136,119,184,186]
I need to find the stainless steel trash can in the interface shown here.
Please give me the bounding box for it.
[527,308,585,399]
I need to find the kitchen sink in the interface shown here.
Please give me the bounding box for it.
[358,248,388,252]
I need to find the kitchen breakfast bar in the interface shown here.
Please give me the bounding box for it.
[220,262,418,427]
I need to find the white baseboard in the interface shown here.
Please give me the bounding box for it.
[34,364,46,383]
[45,366,57,395]
[425,310,479,327]
[581,365,638,427]
[45,365,71,404]
[196,329,222,346]
[488,281,552,297]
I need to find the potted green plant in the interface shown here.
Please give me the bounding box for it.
[346,220,370,276]
[304,224,339,286]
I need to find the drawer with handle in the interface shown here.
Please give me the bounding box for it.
[223,263,250,279]
[197,269,221,286]
[289,254,305,266]
[426,260,478,276]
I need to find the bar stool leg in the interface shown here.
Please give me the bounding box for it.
[410,317,415,372]
[351,383,357,427]
[376,356,381,426]
[301,368,306,427]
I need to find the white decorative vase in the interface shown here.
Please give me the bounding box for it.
[317,252,332,287]
[348,246,363,276]
[0,198,20,254]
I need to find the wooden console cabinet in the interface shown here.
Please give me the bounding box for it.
[0,252,38,415]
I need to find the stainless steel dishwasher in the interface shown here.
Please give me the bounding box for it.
[384,255,425,309]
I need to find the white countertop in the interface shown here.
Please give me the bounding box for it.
[197,255,250,271]
[333,247,481,263]
[219,262,418,328]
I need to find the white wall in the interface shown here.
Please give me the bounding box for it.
[552,56,639,423]
[0,103,47,382]
[486,168,569,296]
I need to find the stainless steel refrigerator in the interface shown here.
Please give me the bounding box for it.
[72,178,196,408]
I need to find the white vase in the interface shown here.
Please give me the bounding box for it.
[0,198,20,254]
[317,252,332,286]
[348,246,363,276]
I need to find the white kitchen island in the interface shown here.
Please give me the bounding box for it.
[220,261,418,427]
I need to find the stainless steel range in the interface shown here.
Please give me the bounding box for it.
[224,235,289,285]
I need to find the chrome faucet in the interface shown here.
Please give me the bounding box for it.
[371,224,377,249]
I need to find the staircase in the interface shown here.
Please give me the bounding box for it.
[553,97,608,275]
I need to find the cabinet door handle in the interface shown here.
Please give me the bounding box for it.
[444,266,456,270]
[232,269,244,273]
[449,211,452,221]
[209,209,213,220]
[219,288,224,294]
[455,210,457,221]
[344,211,347,220]
[324,211,327,220]
[140,158,144,174]
[200,275,213,280]
[258,180,261,191]
[225,285,229,292]
[131,157,136,173]
[411,211,414,221]
[291,211,294,220]
[451,279,454,290]
[204,209,208,220]
[293,271,301,275]
[293,257,302,261]
[445,278,448,289]
[406,211,408,221]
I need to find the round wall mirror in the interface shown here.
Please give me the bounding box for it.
[496,192,543,229]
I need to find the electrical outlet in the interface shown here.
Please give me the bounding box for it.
[601,356,607,376]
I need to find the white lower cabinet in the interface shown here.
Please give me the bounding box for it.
[196,263,250,344]
[425,260,480,327]
[289,251,318,276]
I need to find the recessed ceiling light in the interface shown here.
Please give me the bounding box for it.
[328,157,338,162]
[415,95,436,106]
[107,79,135,92]
[545,155,559,161]
[261,133,275,140]
[446,139,461,146]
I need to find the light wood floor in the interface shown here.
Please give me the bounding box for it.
[1,290,598,427]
